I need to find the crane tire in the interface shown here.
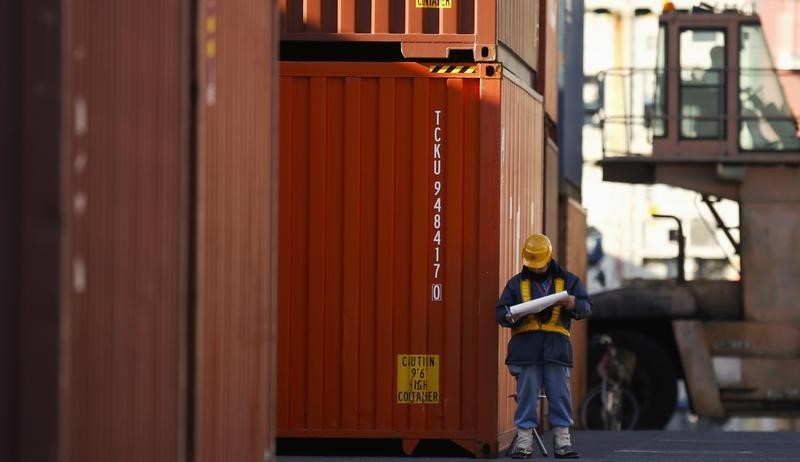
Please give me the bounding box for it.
[606,331,678,429]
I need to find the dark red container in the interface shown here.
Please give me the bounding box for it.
[5,1,279,461]
[543,0,558,121]
[59,2,189,461]
[9,0,61,460]
[194,0,279,460]
[559,197,588,421]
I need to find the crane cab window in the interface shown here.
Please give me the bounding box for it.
[739,25,800,151]
[679,29,725,139]
[652,24,667,137]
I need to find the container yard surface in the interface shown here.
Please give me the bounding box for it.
[277,430,800,461]
[277,60,549,457]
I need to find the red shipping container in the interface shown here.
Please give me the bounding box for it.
[278,61,546,456]
[60,3,188,461]
[559,197,588,423]
[5,1,279,461]
[543,0,559,121]
[195,0,279,461]
[279,0,540,67]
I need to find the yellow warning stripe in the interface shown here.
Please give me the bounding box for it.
[429,65,477,74]
[543,277,569,336]
[521,279,531,303]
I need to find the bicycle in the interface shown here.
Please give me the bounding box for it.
[579,335,640,430]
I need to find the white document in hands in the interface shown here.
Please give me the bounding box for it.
[509,291,569,318]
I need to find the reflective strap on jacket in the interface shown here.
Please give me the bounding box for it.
[511,277,570,337]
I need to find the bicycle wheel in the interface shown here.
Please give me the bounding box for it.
[579,385,640,430]
[607,331,677,429]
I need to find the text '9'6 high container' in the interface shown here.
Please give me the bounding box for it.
[278,61,546,457]
[279,0,540,66]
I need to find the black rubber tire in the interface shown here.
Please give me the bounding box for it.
[605,331,678,429]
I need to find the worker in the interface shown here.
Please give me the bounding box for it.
[496,233,592,459]
[690,45,725,139]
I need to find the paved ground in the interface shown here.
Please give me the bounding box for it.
[277,430,800,461]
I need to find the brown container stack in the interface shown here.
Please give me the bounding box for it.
[60,3,188,461]
[0,0,19,454]
[5,1,278,461]
[277,0,570,456]
[194,1,279,461]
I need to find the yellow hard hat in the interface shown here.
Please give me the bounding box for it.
[522,233,552,269]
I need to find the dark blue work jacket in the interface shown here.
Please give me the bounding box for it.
[495,260,592,367]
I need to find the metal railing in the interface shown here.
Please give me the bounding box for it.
[590,67,800,158]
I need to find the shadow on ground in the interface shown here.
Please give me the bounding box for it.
[277,438,475,458]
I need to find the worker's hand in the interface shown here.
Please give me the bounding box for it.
[504,307,517,324]
[563,295,576,311]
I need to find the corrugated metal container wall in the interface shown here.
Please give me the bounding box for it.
[278,61,545,457]
[544,0,559,121]
[1,1,22,459]
[279,0,539,69]
[497,74,545,442]
[557,0,583,193]
[0,70,18,462]
[544,139,559,242]
[16,0,62,460]
[497,0,539,71]
[498,76,545,281]
[60,2,188,461]
[558,197,587,424]
[195,0,278,460]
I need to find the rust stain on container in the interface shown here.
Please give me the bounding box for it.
[278,61,546,456]
[60,2,188,461]
[279,0,539,67]
[195,0,278,460]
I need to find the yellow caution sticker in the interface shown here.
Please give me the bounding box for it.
[416,0,452,8]
[397,355,440,404]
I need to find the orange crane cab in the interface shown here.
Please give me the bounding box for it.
[588,4,800,428]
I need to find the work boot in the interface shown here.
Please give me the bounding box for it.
[553,426,579,459]
[509,428,534,459]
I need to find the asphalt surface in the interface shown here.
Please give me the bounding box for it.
[276,430,800,461]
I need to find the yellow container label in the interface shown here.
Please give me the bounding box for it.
[397,355,440,404]
[416,0,452,8]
